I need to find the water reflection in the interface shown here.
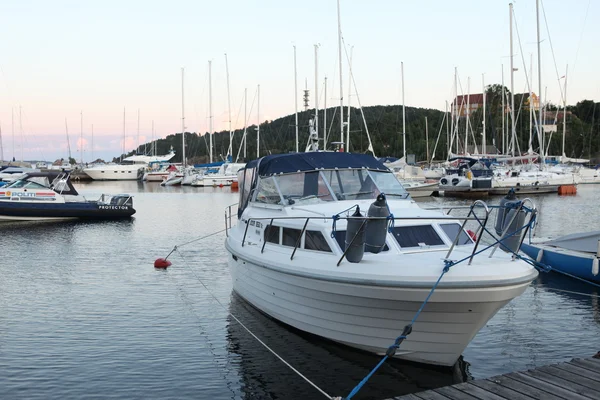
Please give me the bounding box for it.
[227,293,470,400]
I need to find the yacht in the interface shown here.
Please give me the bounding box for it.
[224,152,538,366]
[84,147,176,181]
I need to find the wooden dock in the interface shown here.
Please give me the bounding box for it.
[391,356,600,400]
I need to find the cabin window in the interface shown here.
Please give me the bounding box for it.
[264,224,280,244]
[304,230,332,252]
[255,177,282,204]
[282,227,302,247]
[392,225,444,248]
[274,172,334,204]
[332,230,388,252]
[440,223,472,245]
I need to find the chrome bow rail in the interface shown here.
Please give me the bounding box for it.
[225,199,538,266]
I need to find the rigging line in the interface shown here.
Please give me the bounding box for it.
[341,37,374,155]
[160,265,238,399]
[568,0,591,82]
[174,248,334,400]
[539,0,565,104]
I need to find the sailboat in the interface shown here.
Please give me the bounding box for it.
[489,2,578,194]
[162,68,187,186]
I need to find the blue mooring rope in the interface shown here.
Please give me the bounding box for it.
[331,204,359,238]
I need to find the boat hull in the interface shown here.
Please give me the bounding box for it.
[83,165,145,181]
[227,252,530,366]
[521,242,600,283]
[0,201,135,221]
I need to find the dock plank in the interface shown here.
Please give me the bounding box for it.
[448,382,507,400]
[392,394,423,400]
[536,365,600,390]
[469,379,536,400]
[570,358,600,373]
[557,362,600,382]
[522,369,600,399]
[506,372,591,400]
[484,375,566,400]
[388,357,600,400]
[413,390,453,400]
[432,386,480,400]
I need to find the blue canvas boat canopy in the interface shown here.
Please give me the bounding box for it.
[245,152,389,177]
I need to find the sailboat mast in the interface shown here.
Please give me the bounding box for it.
[208,60,213,164]
[529,54,533,154]
[293,46,299,153]
[137,109,140,153]
[314,44,319,145]
[244,88,248,159]
[122,108,126,163]
[337,0,344,148]
[425,116,429,163]
[347,47,353,152]
[65,118,72,161]
[91,124,94,162]
[11,108,14,161]
[19,106,23,162]
[509,3,516,157]
[401,61,406,159]
[181,67,186,167]
[257,84,260,159]
[454,67,459,155]
[225,53,233,157]
[536,0,545,165]
[562,65,568,159]
[482,74,486,156]
[324,77,327,150]
[80,111,84,164]
[445,101,449,159]
[501,65,505,154]
[465,77,470,154]
[151,120,155,157]
[0,123,3,162]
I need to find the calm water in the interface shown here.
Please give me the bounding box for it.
[1,181,599,400]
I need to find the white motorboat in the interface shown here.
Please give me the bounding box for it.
[224,152,538,366]
[439,157,493,196]
[401,181,438,198]
[191,162,245,187]
[84,147,176,181]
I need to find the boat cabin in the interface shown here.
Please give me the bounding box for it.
[3,172,80,196]
[236,152,408,218]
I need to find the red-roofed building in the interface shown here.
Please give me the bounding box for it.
[451,92,540,117]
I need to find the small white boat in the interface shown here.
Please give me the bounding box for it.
[224,152,538,366]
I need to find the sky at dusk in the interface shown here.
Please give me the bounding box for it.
[0,0,598,162]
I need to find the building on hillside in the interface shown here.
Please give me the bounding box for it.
[451,92,541,117]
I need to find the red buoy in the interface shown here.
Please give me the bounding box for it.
[154,258,172,268]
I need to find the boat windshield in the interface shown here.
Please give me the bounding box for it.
[254,169,408,205]
[4,178,50,189]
